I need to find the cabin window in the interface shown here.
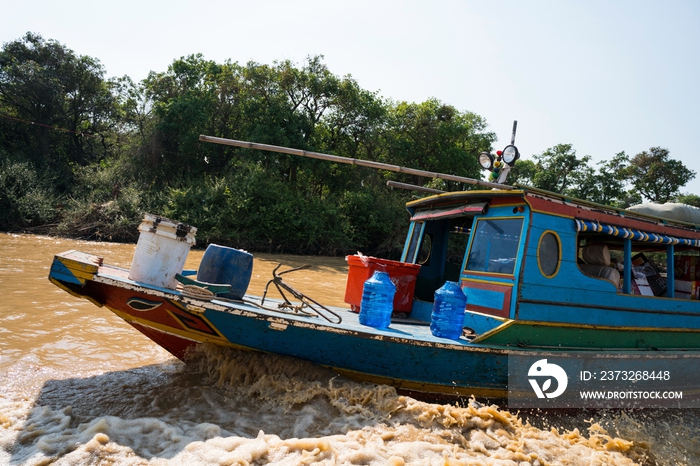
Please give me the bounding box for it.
[402,222,426,263]
[578,241,621,290]
[444,219,472,280]
[630,251,668,296]
[577,236,669,296]
[673,251,700,298]
[575,218,700,299]
[538,231,561,277]
[410,217,475,302]
[416,233,433,265]
[465,218,523,274]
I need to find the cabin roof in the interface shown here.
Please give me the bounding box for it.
[406,189,525,211]
[405,185,700,234]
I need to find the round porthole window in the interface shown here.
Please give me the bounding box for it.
[538,231,560,277]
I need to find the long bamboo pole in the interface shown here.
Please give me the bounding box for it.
[386,180,445,194]
[199,135,513,190]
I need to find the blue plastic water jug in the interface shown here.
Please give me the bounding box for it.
[359,271,396,329]
[430,281,467,339]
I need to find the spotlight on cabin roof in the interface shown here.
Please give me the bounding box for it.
[502,144,520,165]
[479,151,495,170]
[478,144,519,172]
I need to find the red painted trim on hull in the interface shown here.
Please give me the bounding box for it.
[127,321,198,361]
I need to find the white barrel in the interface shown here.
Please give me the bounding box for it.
[128,214,197,289]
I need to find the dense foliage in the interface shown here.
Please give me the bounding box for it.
[0,33,696,255]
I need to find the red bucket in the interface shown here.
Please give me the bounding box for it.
[344,255,421,314]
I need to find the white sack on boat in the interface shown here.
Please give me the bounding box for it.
[627,202,700,225]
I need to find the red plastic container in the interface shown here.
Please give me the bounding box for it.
[345,255,421,314]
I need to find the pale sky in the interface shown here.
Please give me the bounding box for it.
[3,0,700,195]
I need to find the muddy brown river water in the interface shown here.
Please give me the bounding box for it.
[1,233,699,465]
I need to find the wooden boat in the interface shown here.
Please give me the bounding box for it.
[48,133,700,400]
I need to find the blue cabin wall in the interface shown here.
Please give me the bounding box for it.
[517,211,700,329]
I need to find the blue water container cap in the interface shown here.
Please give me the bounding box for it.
[434,281,467,301]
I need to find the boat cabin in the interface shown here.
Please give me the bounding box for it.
[396,188,700,334]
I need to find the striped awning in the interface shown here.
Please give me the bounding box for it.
[575,219,700,247]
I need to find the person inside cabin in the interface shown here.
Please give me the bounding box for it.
[579,243,621,290]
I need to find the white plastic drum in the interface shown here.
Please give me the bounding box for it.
[128,214,197,289]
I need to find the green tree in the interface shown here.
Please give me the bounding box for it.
[592,152,630,205]
[382,99,495,190]
[530,144,590,193]
[510,150,630,207]
[508,159,538,187]
[0,32,118,188]
[142,54,222,179]
[0,158,59,229]
[278,56,340,144]
[676,193,700,208]
[570,151,630,206]
[300,72,387,198]
[0,33,509,256]
[626,147,695,203]
[566,161,597,201]
[316,78,386,161]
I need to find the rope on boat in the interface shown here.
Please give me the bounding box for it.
[181,284,216,300]
[177,264,342,324]
[242,298,319,318]
[260,263,343,324]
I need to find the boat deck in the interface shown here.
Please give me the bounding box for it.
[81,252,483,348]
